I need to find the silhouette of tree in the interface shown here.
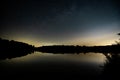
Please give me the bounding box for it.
[115,33,120,45]
[102,53,120,80]
[118,33,120,35]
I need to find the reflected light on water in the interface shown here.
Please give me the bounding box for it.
[0,52,108,77]
[2,52,106,66]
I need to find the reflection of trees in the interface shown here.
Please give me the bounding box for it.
[102,53,120,80]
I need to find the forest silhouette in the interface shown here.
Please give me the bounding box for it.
[0,38,34,60]
[0,33,120,60]
[36,33,120,54]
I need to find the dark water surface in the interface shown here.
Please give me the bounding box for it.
[0,52,107,80]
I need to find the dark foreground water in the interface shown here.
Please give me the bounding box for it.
[0,52,106,80]
[0,52,118,80]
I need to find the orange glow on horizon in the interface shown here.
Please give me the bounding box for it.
[1,32,119,47]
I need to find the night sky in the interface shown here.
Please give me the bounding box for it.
[1,0,120,46]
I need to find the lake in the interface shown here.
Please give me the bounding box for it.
[0,52,108,79]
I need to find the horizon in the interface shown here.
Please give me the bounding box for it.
[0,37,118,47]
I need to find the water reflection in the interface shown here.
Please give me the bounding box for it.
[1,52,120,80]
[4,52,106,64]
[0,52,106,80]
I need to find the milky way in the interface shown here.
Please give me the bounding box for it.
[1,0,120,46]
